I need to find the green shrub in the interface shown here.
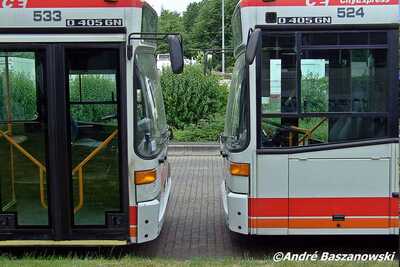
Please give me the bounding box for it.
[0,71,37,121]
[69,75,117,123]
[0,73,117,124]
[173,113,225,142]
[161,65,228,129]
[301,74,329,113]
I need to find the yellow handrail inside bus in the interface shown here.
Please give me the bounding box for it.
[0,129,48,209]
[287,117,328,146]
[2,55,118,214]
[298,117,328,145]
[0,128,118,213]
[72,129,118,213]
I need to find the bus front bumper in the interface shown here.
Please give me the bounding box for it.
[221,181,248,235]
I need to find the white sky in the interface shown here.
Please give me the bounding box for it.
[145,0,202,14]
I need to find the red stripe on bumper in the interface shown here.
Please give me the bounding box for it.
[249,197,397,217]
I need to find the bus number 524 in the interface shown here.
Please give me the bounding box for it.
[337,7,365,18]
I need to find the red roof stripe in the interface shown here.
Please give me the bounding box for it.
[240,0,399,7]
[0,0,144,8]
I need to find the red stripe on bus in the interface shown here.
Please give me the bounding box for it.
[390,197,399,216]
[15,0,144,8]
[250,218,393,229]
[249,197,396,217]
[249,198,289,217]
[240,0,398,7]
[129,206,137,225]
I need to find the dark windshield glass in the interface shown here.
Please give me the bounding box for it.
[259,31,395,149]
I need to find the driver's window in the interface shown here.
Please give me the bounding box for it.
[134,49,167,158]
[224,53,249,151]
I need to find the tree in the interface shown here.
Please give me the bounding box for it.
[187,0,240,71]
[157,10,184,54]
[182,2,204,57]
[156,0,240,70]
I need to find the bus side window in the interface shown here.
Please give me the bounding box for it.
[224,53,249,151]
[134,51,168,158]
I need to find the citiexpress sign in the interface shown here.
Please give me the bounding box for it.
[0,0,28,8]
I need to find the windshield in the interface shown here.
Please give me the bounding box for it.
[135,49,168,158]
[259,31,396,149]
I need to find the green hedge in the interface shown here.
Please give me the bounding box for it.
[0,72,117,123]
[173,113,225,142]
[161,65,228,130]
[0,72,37,121]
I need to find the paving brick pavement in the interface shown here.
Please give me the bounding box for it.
[134,155,399,260]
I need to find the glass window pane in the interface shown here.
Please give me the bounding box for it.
[135,51,168,158]
[259,31,392,149]
[340,32,369,45]
[224,53,249,151]
[301,49,388,113]
[0,52,38,121]
[301,59,329,113]
[261,34,297,113]
[302,33,338,46]
[66,48,121,226]
[0,50,48,226]
[261,116,387,148]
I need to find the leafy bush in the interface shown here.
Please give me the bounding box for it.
[301,74,329,113]
[173,113,225,142]
[161,65,228,129]
[69,75,117,123]
[0,71,37,121]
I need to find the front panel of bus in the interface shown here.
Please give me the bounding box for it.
[222,0,399,236]
[0,1,171,245]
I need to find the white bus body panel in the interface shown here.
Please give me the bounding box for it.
[0,3,171,244]
[223,0,400,237]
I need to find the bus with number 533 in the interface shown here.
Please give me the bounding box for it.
[0,0,183,245]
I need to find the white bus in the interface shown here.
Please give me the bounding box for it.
[221,0,399,236]
[0,0,183,245]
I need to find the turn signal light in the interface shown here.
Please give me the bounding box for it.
[230,162,250,177]
[135,169,157,185]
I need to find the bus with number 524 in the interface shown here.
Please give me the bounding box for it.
[221,0,399,236]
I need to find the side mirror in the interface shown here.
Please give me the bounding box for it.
[245,28,262,65]
[167,35,184,74]
[138,118,152,138]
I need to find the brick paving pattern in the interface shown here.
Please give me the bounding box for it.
[134,155,398,259]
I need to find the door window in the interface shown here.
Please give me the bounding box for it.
[66,48,121,226]
[0,50,48,226]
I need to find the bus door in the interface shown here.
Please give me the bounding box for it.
[0,43,128,241]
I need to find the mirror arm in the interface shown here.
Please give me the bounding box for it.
[127,32,182,61]
[127,44,133,60]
